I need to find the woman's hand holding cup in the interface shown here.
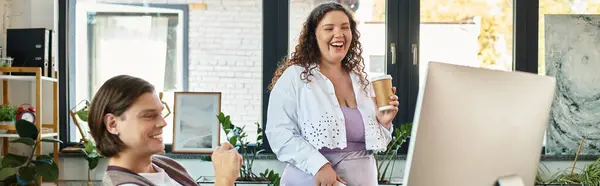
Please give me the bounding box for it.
[371,74,399,128]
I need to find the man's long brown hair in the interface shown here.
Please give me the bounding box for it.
[268,2,368,92]
[88,75,155,157]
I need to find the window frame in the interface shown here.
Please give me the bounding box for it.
[405,0,542,154]
[514,0,539,73]
[260,0,289,153]
[513,0,541,153]
[59,1,190,150]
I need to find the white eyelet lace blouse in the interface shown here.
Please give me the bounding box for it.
[265,65,393,177]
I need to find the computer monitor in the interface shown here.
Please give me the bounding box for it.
[402,62,556,186]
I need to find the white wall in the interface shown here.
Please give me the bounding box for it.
[0,0,58,67]
[9,0,55,29]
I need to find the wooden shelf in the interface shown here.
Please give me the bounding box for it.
[0,75,57,82]
[0,132,59,138]
[0,67,60,184]
[0,125,15,131]
[0,124,58,131]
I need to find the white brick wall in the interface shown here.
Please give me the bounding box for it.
[0,0,58,59]
[185,0,264,139]
[289,0,332,53]
[0,0,9,57]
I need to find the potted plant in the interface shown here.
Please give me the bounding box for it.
[79,138,102,186]
[535,161,597,186]
[535,138,597,186]
[0,104,17,133]
[69,100,101,186]
[0,119,62,185]
[375,122,412,184]
[259,169,281,186]
[216,112,280,185]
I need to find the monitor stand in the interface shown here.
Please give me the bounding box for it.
[495,174,525,186]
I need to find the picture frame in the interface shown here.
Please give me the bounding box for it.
[172,92,221,154]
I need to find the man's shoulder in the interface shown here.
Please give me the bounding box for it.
[103,170,153,186]
[151,154,182,167]
[151,155,198,185]
[151,154,175,161]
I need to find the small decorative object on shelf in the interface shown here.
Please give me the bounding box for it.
[0,104,17,133]
[159,92,171,118]
[16,104,35,124]
[0,57,13,67]
[64,100,91,151]
[72,100,90,124]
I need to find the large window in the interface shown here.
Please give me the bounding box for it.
[67,0,263,147]
[419,0,514,88]
[72,2,185,143]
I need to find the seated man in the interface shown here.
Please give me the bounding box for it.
[88,75,241,186]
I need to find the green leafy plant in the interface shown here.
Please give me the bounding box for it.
[535,162,557,184]
[70,100,100,185]
[71,101,100,170]
[0,104,17,122]
[79,137,102,185]
[76,107,89,122]
[260,169,281,186]
[375,122,412,183]
[0,120,62,186]
[217,112,267,181]
[535,137,600,186]
[0,58,11,68]
[81,137,101,170]
[536,159,600,186]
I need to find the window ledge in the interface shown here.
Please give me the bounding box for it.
[58,152,409,160]
[58,152,600,161]
[540,154,600,161]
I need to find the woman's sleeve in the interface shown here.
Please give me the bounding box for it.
[378,120,394,146]
[265,67,329,176]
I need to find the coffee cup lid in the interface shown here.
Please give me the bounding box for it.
[370,74,392,82]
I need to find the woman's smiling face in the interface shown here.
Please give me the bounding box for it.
[315,10,353,65]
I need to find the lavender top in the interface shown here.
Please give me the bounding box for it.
[319,106,366,154]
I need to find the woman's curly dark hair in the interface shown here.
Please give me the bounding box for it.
[268,2,368,92]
